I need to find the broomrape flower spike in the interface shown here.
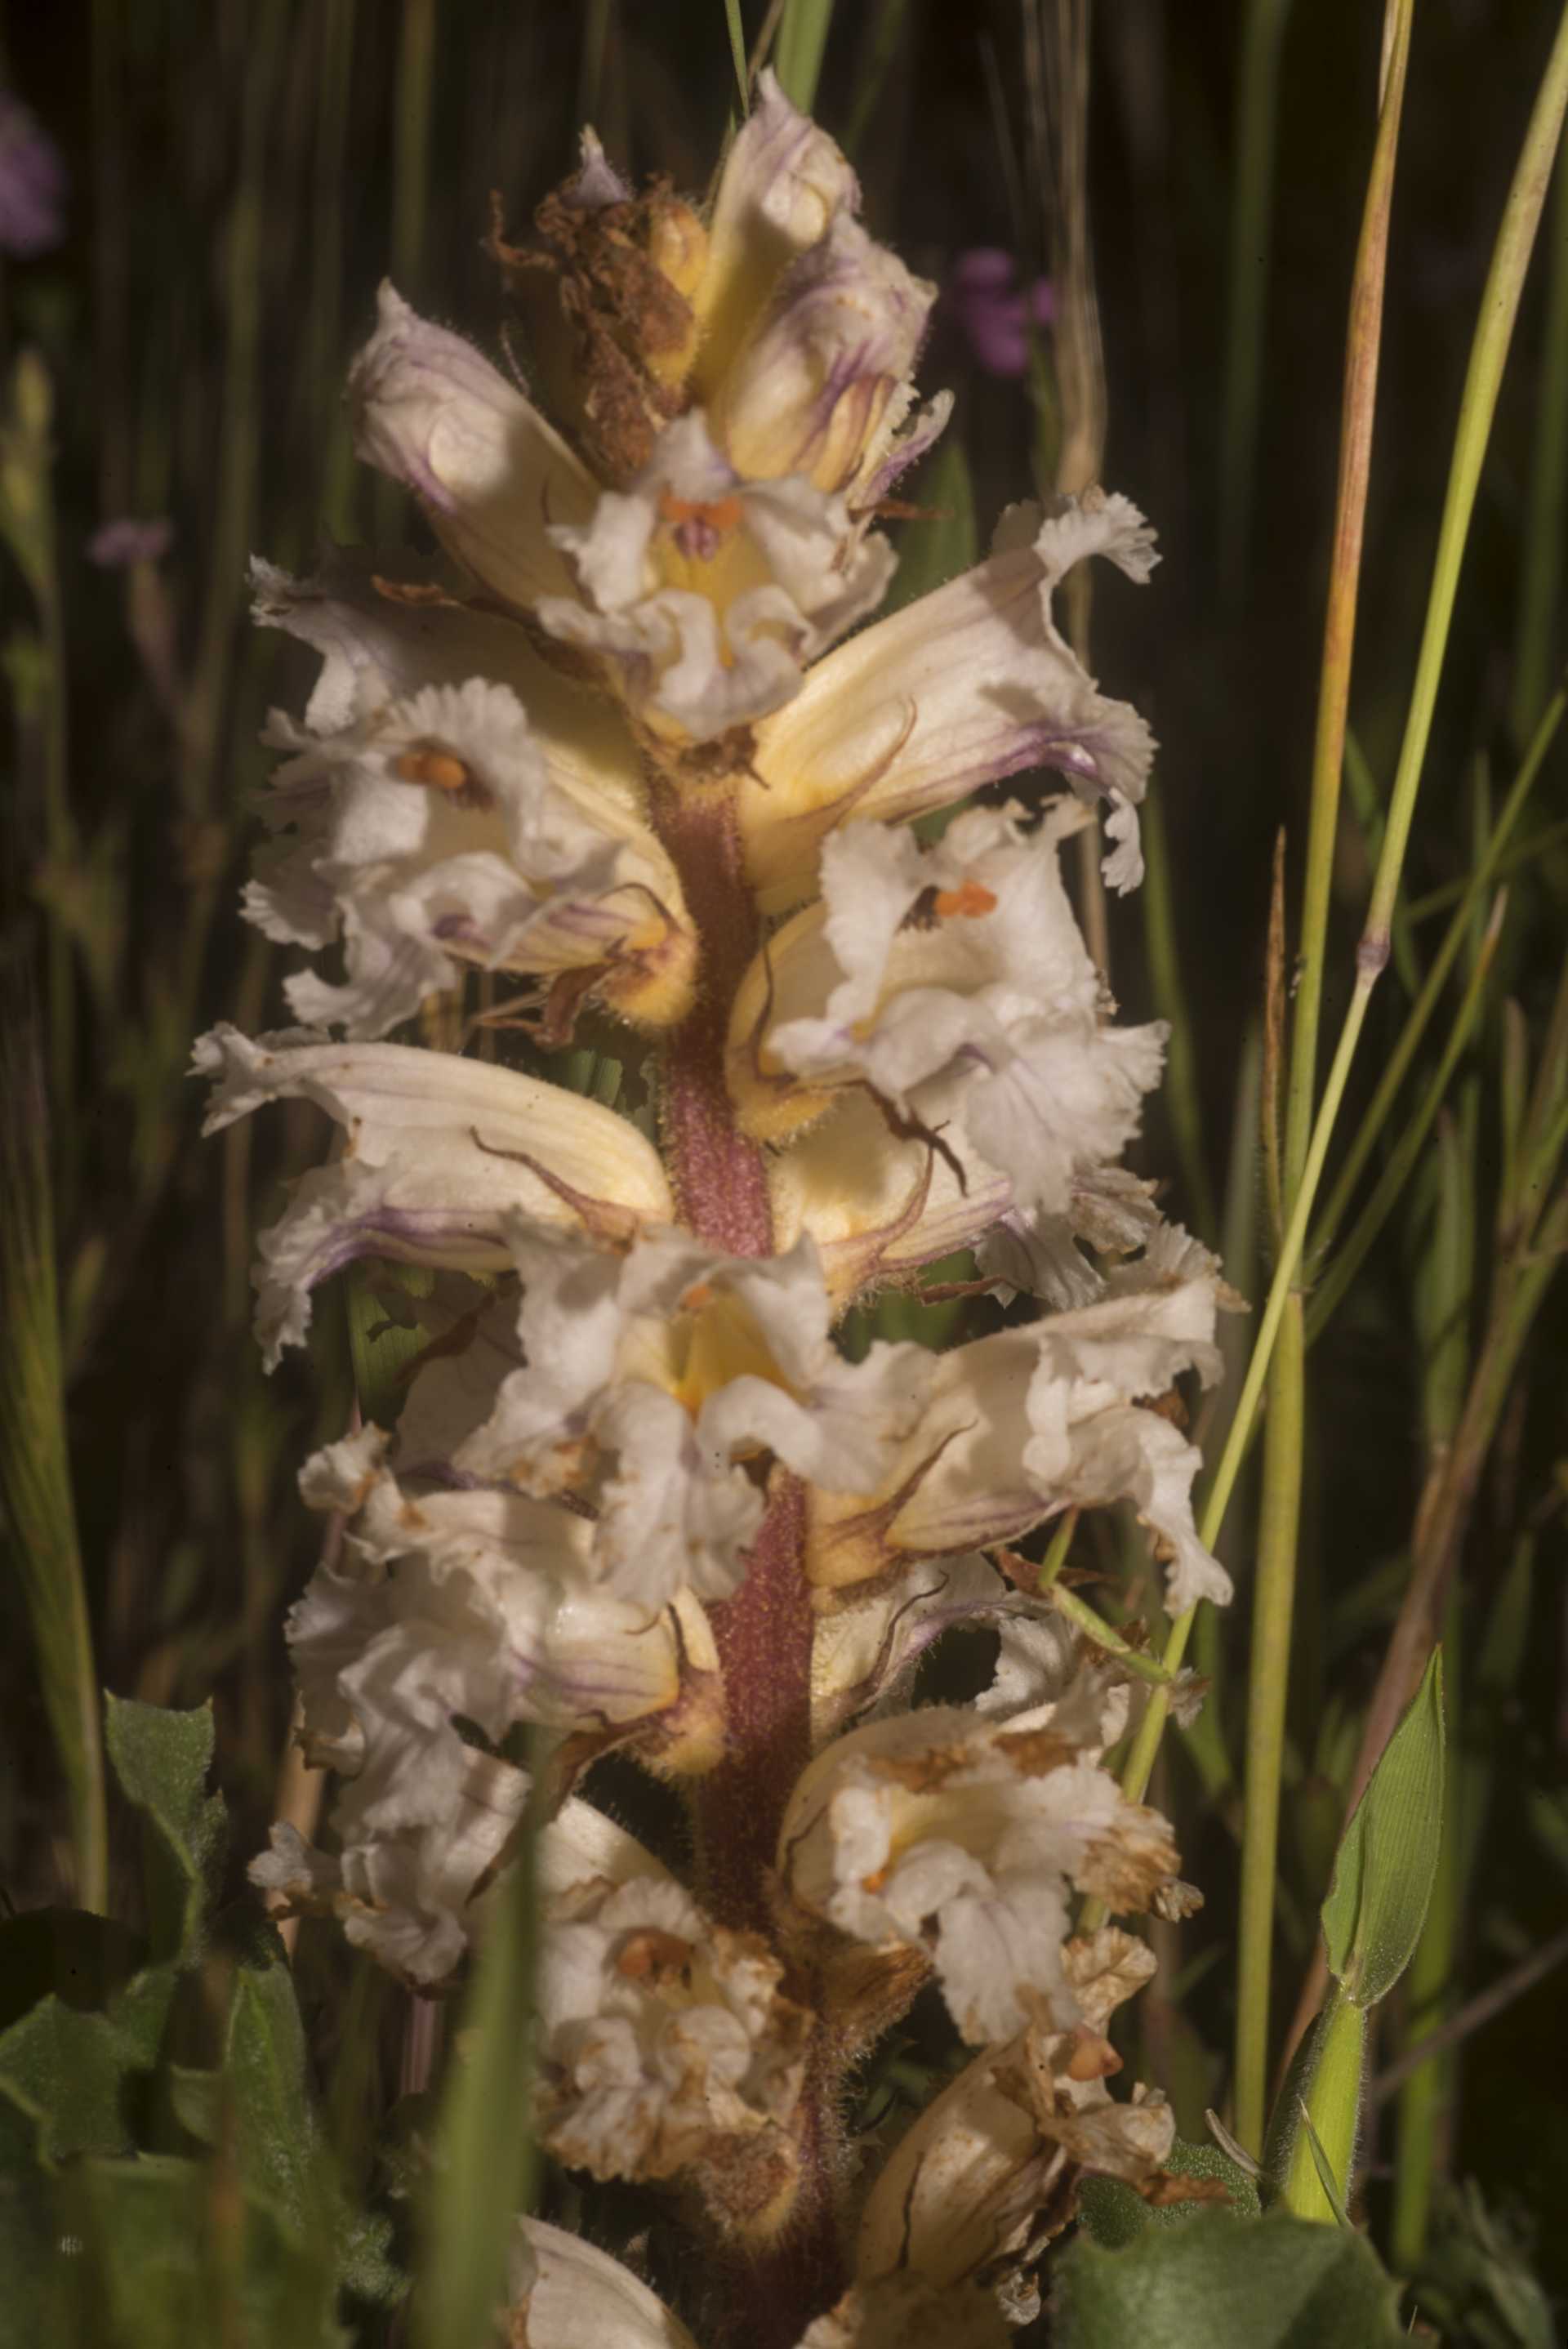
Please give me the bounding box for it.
[217,73,1227,2349]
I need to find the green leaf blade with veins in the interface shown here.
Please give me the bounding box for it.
[1320,1647,1446,2006]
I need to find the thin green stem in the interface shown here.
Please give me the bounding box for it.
[1365,5,1568,952]
[1235,14,1410,2151]
[1406,809,1568,921]
[1049,1585,1179,1687]
[1311,686,1565,1262]
[1282,0,1414,1197]
[1234,1295,1306,2156]
[1125,9,1568,1812]
[1307,896,1505,1340]
[1510,132,1568,745]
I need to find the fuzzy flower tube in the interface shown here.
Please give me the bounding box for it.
[203,74,1236,2349]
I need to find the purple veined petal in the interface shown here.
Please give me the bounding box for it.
[741,488,1159,910]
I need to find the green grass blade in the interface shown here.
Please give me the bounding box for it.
[415,1766,541,2349]
[773,0,835,112]
[1510,133,1568,744]
[721,0,751,110]
[1306,895,1504,1343]
[0,990,108,1914]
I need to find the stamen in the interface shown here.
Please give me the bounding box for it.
[932,878,998,920]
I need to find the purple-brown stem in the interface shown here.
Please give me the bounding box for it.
[648,769,844,2335]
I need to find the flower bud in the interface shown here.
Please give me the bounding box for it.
[349,282,595,610]
[691,69,860,392]
[710,216,938,500]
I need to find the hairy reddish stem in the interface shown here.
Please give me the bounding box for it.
[648,777,773,1255]
[649,772,843,2333]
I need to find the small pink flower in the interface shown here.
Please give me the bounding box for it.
[947,247,1055,379]
[88,517,173,568]
[0,93,66,259]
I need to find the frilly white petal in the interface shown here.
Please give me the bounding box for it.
[247,674,693,1040]
[537,1870,810,2186]
[739,488,1159,910]
[779,1708,1180,2044]
[537,414,894,743]
[192,1027,672,1365]
[748,802,1164,1216]
[451,1222,934,1616]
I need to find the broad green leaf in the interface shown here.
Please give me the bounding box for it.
[0,2079,69,2338]
[1078,2136,1262,2248]
[103,1698,225,1965]
[218,1911,318,2230]
[1054,2208,1406,2348]
[68,2151,348,2349]
[0,1966,177,2163]
[1321,1648,1445,2005]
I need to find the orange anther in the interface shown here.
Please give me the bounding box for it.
[657,488,745,536]
[395,747,473,793]
[931,879,998,920]
[679,1281,715,1313]
[615,1928,695,1981]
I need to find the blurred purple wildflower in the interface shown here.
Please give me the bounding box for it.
[946,248,1055,379]
[88,517,173,568]
[0,93,67,259]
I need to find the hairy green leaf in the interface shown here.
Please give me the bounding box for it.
[103,1697,225,1964]
[1321,1649,1446,2004]
[1055,2208,1405,2347]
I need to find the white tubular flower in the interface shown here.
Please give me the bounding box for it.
[690,69,861,389]
[193,1027,672,1366]
[294,1424,713,1741]
[729,803,1166,1209]
[247,676,697,1040]
[857,1935,1174,2310]
[808,1225,1232,1615]
[506,2218,702,2349]
[536,413,894,746]
[251,1750,528,1988]
[809,1552,1049,1745]
[978,1165,1165,1311]
[795,2275,1009,2349]
[769,1092,1013,1310]
[538,1866,811,2197]
[452,1224,933,1617]
[973,1611,1134,1754]
[812,1562,1133,1754]
[709,214,945,505]
[737,490,1159,911]
[349,282,595,610]
[252,1426,701,1986]
[250,548,644,808]
[779,1709,1180,2045]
